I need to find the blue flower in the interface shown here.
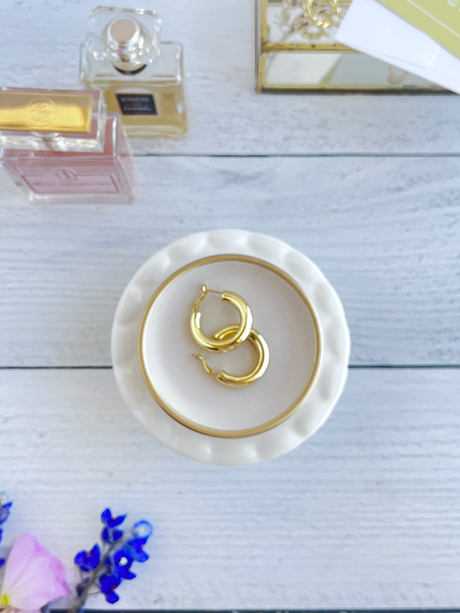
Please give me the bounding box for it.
[0,498,12,526]
[124,533,151,563]
[99,573,121,604]
[101,508,126,528]
[75,544,101,571]
[73,509,153,609]
[133,520,153,541]
[128,543,149,562]
[113,548,133,566]
[118,519,153,563]
[101,509,126,544]
[102,527,123,543]
[113,549,136,580]
[0,495,12,564]
[117,565,136,580]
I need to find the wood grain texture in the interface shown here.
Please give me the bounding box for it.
[1,368,460,608]
[2,0,460,155]
[2,3,460,607]
[1,156,459,367]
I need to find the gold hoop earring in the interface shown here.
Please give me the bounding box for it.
[190,285,253,353]
[193,325,270,388]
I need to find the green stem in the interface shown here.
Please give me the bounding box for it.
[69,542,118,613]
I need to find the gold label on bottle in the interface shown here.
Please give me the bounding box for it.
[0,91,93,133]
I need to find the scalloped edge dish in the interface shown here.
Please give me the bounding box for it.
[111,229,350,465]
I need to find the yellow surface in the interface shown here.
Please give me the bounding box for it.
[378,0,460,60]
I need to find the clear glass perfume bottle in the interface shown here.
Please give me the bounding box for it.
[0,88,137,204]
[80,7,187,138]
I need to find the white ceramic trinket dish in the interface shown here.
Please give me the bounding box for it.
[112,230,350,465]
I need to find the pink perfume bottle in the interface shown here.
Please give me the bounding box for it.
[0,88,137,204]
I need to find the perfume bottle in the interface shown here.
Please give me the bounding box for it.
[80,7,187,138]
[0,88,136,204]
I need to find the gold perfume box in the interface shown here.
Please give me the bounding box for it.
[256,0,445,92]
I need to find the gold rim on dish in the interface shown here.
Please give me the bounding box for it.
[138,254,322,439]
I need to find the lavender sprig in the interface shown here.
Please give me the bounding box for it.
[0,493,12,569]
[71,509,153,612]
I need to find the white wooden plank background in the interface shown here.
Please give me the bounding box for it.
[2,0,460,155]
[1,368,460,609]
[1,156,459,367]
[1,0,460,609]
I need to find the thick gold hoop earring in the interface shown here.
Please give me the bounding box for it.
[193,324,270,388]
[190,285,253,353]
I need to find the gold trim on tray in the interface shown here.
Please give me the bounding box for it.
[138,254,322,439]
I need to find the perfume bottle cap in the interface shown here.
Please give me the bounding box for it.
[0,88,107,152]
[85,7,162,73]
[108,19,140,45]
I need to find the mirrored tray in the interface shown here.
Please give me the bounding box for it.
[256,0,445,92]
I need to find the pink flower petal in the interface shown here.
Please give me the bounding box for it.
[1,533,70,610]
[49,553,71,595]
[1,533,37,587]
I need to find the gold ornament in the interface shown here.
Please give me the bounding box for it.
[280,0,345,40]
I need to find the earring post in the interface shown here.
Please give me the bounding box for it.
[193,352,216,377]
